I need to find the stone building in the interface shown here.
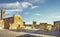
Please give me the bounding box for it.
[23,21,37,29]
[46,24,52,30]
[54,21,60,31]
[0,8,24,30]
[24,24,32,29]
[3,14,24,29]
[32,21,36,29]
[0,8,5,29]
[0,20,4,29]
[1,8,6,20]
[39,23,52,31]
[39,23,47,30]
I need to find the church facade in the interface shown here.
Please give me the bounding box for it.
[0,8,24,30]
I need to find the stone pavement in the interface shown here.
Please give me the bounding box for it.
[20,29,60,37]
[0,29,60,37]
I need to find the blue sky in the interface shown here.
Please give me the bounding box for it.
[0,0,60,25]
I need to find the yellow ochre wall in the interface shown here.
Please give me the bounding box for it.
[9,14,24,29]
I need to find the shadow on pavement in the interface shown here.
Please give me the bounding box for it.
[10,29,60,37]
[17,34,41,37]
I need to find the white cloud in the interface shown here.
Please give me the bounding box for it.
[6,2,19,7]
[0,1,39,10]
[21,2,39,9]
[21,2,32,8]
[31,6,39,9]
[0,1,20,8]
[6,9,22,12]
[6,9,22,14]
[6,11,14,14]
[0,1,37,9]
[0,1,39,15]
[35,13,40,16]
[24,0,45,3]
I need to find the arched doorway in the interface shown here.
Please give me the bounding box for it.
[4,20,10,29]
[17,24,20,30]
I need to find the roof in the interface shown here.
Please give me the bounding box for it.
[14,14,23,21]
[54,21,60,23]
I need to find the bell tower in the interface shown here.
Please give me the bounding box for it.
[1,8,6,20]
[32,21,36,29]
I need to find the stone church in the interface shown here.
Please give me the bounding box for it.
[0,8,24,30]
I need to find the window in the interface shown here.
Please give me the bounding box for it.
[19,18,20,20]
